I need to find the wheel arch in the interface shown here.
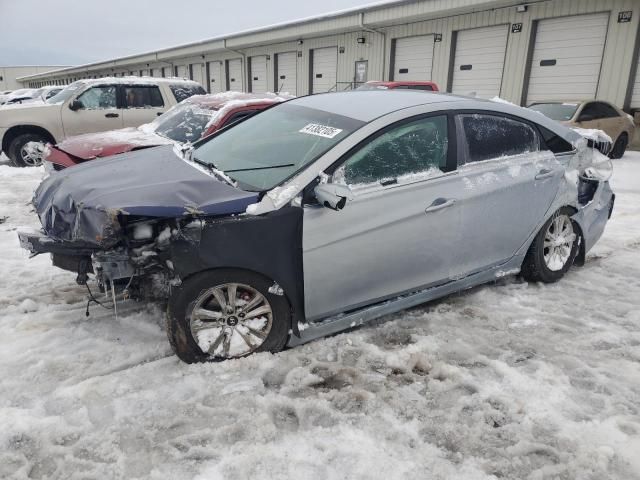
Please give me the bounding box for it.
[2,124,56,153]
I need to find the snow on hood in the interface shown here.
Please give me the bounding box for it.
[570,127,613,145]
[33,145,258,248]
[55,127,171,160]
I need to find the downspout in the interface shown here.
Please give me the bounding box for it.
[224,39,247,90]
[359,12,387,81]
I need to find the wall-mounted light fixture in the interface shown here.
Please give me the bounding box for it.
[357,37,366,44]
[516,4,527,12]
[297,39,304,45]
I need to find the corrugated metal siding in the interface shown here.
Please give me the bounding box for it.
[18,0,640,110]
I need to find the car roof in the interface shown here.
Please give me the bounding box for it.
[289,90,465,122]
[76,76,202,87]
[186,91,293,110]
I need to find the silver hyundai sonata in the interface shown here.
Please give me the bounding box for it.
[20,90,614,363]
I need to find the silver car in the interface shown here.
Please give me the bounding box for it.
[20,91,614,363]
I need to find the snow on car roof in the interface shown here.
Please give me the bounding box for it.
[185,91,294,110]
[75,76,202,87]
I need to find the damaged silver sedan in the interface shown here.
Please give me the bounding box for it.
[18,91,615,363]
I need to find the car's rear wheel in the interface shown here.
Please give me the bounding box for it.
[9,133,47,167]
[609,132,628,160]
[166,269,290,363]
[521,207,579,283]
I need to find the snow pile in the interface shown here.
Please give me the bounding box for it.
[0,151,640,479]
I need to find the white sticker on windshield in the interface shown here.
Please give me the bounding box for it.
[299,123,343,138]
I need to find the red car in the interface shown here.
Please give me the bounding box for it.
[356,81,439,92]
[45,92,292,169]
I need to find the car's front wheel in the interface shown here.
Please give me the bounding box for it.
[9,133,48,167]
[521,207,579,283]
[166,269,290,363]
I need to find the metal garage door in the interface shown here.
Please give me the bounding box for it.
[227,59,244,92]
[451,25,509,98]
[249,56,268,93]
[392,35,434,81]
[275,52,297,95]
[526,13,609,104]
[208,61,223,93]
[176,65,188,78]
[630,50,640,108]
[311,47,337,94]
[190,63,205,86]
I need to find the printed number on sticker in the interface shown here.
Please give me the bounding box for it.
[299,123,343,138]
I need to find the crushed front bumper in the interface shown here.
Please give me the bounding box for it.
[18,229,98,256]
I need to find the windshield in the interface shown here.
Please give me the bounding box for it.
[193,103,365,191]
[46,81,85,104]
[151,103,216,143]
[529,103,579,122]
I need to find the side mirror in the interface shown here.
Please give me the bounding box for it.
[314,183,354,211]
[69,99,82,111]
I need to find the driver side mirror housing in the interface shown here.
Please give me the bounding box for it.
[69,99,82,111]
[314,183,354,211]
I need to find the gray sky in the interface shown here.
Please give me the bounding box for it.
[0,0,384,66]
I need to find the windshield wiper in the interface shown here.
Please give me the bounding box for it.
[224,163,295,173]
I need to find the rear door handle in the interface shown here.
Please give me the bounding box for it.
[105,113,119,118]
[535,169,555,180]
[425,198,456,213]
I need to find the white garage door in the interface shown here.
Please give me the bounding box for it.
[276,52,297,95]
[392,35,434,81]
[451,25,509,98]
[208,61,223,93]
[227,59,244,92]
[526,13,609,104]
[176,65,188,78]
[250,56,268,93]
[629,51,640,108]
[312,47,337,94]
[190,63,205,86]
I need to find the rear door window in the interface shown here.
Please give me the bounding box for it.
[579,102,619,120]
[336,115,449,186]
[458,113,538,163]
[123,86,164,108]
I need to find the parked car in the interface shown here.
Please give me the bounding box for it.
[1,86,63,106]
[356,80,439,91]
[528,100,634,159]
[19,90,614,363]
[45,92,292,170]
[0,76,205,167]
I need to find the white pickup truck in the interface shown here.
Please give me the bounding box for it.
[0,77,205,166]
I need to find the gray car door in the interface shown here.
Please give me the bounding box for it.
[302,114,464,321]
[451,112,564,277]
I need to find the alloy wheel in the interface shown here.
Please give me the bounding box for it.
[543,214,576,271]
[20,141,46,166]
[189,283,273,359]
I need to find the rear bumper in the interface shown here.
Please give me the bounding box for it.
[572,181,614,254]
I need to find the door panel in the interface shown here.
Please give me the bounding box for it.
[303,175,462,320]
[208,61,223,93]
[249,56,268,93]
[275,52,297,95]
[121,85,166,127]
[227,59,243,92]
[392,35,434,81]
[311,47,337,94]
[60,85,123,138]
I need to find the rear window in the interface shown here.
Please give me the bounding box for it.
[124,86,164,108]
[459,114,538,163]
[392,85,434,91]
[170,84,206,102]
[528,103,578,121]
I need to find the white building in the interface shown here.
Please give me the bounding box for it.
[16,0,640,111]
[1,66,69,91]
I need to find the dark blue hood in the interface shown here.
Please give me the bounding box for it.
[34,145,259,247]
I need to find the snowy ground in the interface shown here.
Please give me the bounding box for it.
[0,151,639,480]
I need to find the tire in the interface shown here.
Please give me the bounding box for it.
[166,269,290,363]
[521,207,580,283]
[609,133,628,160]
[8,133,48,167]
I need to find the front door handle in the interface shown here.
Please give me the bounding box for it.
[425,198,456,213]
[105,113,119,118]
[535,169,555,180]
[157,112,163,116]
